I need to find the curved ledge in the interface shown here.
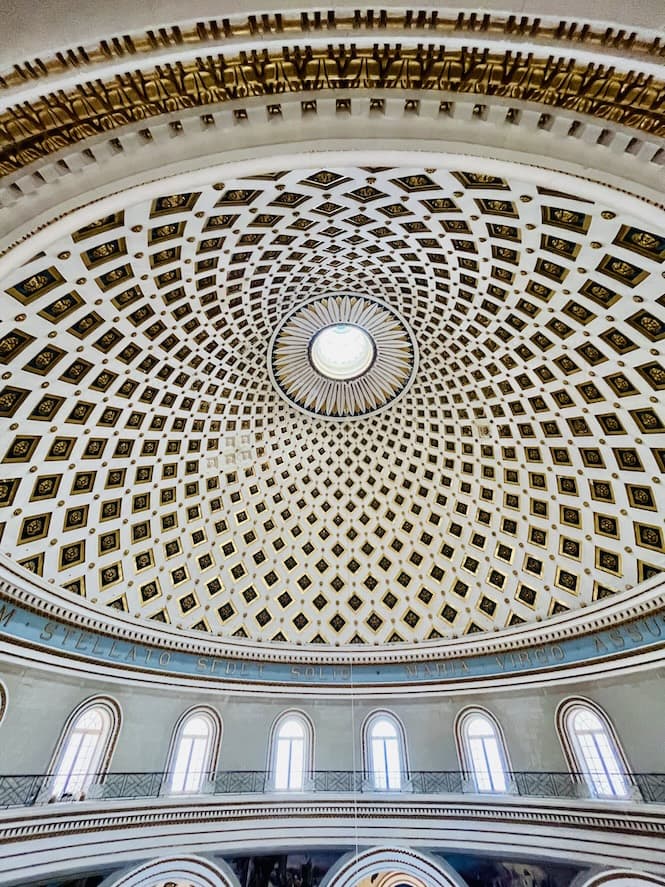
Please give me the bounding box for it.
[1,19,663,180]
[1,554,664,693]
[2,7,663,96]
[1,794,664,885]
[2,131,663,279]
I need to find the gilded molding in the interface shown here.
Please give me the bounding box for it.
[1,10,664,92]
[0,42,663,177]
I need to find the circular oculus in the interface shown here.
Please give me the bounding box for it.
[309,323,376,381]
[268,294,417,419]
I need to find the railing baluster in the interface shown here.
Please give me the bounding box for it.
[0,769,661,808]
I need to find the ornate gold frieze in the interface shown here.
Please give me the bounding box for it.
[0,43,663,176]
[1,10,664,92]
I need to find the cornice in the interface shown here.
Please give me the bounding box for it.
[1,118,663,271]
[1,795,664,874]
[2,794,665,842]
[2,9,663,93]
[1,555,664,687]
[0,12,663,178]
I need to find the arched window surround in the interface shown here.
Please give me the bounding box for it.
[48,695,121,801]
[556,697,633,799]
[570,868,665,887]
[0,680,6,727]
[455,706,512,794]
[267,710,315,791]
[164,705,222,794]
[319,846,469,887]
[98,853,242,887]
[361,710,410,791]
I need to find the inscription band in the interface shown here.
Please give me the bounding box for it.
[0,596,662,686]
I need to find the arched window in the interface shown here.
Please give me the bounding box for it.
[166,707,222,794]
[363,712,408,791]
[270,712,313,791]
[558,699,630,798]
[456,708,509,793]
[50,697,121,800]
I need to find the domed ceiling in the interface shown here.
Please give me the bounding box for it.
[0,164,663,645]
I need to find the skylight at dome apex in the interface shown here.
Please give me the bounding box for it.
[310,324,375,380]
[0,164,663,647]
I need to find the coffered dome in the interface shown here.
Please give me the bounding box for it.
[0,163,663,645]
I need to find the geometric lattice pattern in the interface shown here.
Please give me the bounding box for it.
[0,167,663,644]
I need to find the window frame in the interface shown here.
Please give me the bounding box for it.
[362,710,409,791]
[48,695,121,801]
[557,697,632,799]
[268,710,314,792]
[455,706,511,794]
[164,705,222,795]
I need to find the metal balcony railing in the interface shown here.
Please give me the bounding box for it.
[0,769,663,809]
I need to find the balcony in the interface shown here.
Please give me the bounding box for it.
[1,769,664,885]
[1,768,663,808]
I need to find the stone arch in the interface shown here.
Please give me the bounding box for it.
[0,679,6,725]
[571,869,665,887]
[99,855,241,887]
[319,847,468,887]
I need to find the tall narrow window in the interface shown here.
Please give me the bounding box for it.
[270,712,313,791]
[559,700,629,798]
[457,709,509,793]
[51,698,120,799]
[167,707,221,794]
[274,718,305,790]
[363,712,407,791]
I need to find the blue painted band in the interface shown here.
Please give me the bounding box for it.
[0,598,662,685]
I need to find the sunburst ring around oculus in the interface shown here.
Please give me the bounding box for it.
[268,294,418,419]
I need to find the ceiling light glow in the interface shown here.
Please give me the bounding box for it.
[309,324,375,380]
